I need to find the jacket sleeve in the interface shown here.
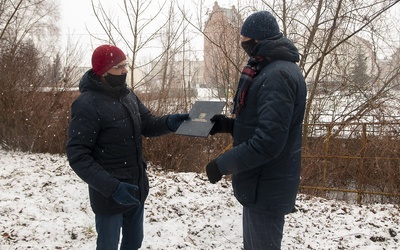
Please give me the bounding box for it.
[66,98,119,198]
[217,68,296,175]
[136,96,171,137]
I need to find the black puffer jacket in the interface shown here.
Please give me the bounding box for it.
[66,69,171,215]
[217,37,307,214]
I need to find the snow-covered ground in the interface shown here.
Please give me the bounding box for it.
[0,149,399,249]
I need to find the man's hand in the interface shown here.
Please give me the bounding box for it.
[167,113,190,132]
[206,158,223,184]
[209,114,234,135]
[111,182,141,206]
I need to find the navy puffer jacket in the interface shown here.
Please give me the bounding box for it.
[66,70,171,215]
[217,37,307,214]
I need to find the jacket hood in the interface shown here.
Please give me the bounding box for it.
[79,69,106,93]
[79,69,127,97]
[253,36,300,63]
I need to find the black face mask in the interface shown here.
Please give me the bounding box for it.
[241,39,258,57]
[104,73,127,88]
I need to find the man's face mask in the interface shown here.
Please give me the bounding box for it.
[241,39,258,57]
[105,73,127,88]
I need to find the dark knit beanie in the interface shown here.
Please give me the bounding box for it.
[240,11,280,40]
[91,45,127,76]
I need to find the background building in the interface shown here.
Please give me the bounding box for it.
[203,2,244,101]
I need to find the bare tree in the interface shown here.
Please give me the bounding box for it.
[0,0,59,59]
[0,0,60,89]
[89,0,203,114]
[88,0,400,124]
[58,36,85,89]
[204,3,244,98]
[178,2,245,114]
[0,0,87,152]
[247,0,400,140]
[90,0,171,90]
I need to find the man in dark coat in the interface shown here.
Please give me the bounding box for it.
[66,44,188,250]
[206,11,307,250]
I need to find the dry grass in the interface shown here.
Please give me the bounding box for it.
[0,90,77,154]
[1,90,398,204]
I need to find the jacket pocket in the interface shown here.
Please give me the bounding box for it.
[139,161,150,203]
[232,171,260,205]
[89,187,134,215]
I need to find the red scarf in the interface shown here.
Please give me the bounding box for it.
[233,56,265,115]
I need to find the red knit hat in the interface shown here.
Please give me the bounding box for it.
[91,45,127,76]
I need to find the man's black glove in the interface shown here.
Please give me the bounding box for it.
[167,113,189,132]
[206,158,223,184]
[112,182,141,206]
[209,114,234,135]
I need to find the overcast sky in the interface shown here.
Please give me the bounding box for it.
[59,0,238,66]
[59,1,400,66]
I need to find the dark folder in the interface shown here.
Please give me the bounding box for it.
[175,101,226,137]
